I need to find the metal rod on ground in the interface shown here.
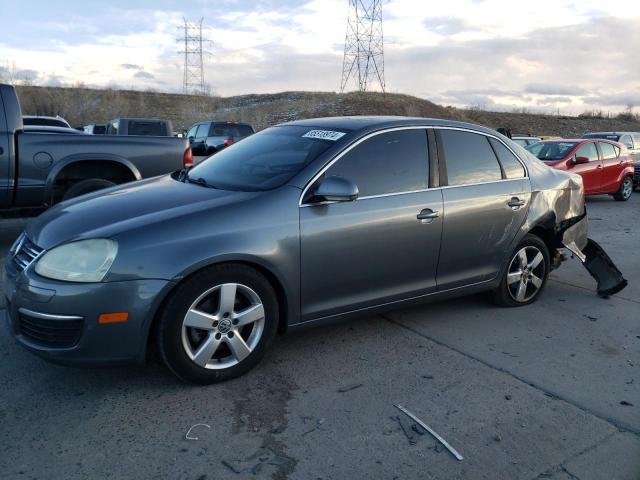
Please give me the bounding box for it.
[394,404,463,461]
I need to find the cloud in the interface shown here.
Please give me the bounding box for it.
[133,71,155,80]
[423,16,474,35]
[524,83,589,96]
[121,63,144,70]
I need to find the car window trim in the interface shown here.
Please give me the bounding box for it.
[299,125,528,207]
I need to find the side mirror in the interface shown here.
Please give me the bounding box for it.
[313,176,359,203]
[574,156,589,165]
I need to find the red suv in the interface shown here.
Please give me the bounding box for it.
[526,139,635,201]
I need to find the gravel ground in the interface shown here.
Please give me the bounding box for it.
[0,194,638,480]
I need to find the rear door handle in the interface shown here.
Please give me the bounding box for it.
[507,197,525,210]
[417,208,439,224]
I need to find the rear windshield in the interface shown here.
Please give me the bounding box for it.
[23,117,68,128]
[128,121,167,136]
[186,126,344,191]
[526,141,578,161]
[210,124,254,138]
[582,133,620,141]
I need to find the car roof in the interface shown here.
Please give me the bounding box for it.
[281,116,501,136]
[24,126,84,134]
[583,131,639,135]
[113,118,167,122]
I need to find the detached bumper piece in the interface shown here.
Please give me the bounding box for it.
[581,239,628,298]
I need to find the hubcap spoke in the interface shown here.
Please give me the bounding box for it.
[507,271,523,285]
[517,249,528,269]
[184,309,216,330]
[530,274,543,289]
[226,334,251,361]
[234,304,265,327]
[515,280,527,302]
[529,252,543,270]
[192,334,222,367]
[218,283,237,315]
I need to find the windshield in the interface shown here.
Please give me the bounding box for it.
[582,133,620,141]
[526,141,577,161]
[186,126,344,191]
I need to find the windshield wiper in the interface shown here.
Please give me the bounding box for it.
[186,176,217,189]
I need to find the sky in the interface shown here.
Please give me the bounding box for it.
[1,0,639,114]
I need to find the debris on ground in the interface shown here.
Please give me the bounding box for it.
[337,383,363,393]
[393,415,417,445]
[620,401,634,406]
[185,423,211,441]
[584,314,598,321]
[394,404,463,461]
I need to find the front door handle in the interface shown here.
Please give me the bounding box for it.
[507,197,525,210]
[417,208,439,224]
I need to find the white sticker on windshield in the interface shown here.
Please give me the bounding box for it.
[302,130,346,141]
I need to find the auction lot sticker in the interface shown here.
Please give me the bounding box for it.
[303,130,347,141]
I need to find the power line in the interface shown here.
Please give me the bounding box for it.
[340,0,386,93]
[178,18,212,95]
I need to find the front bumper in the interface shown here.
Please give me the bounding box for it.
[3,259,173,367]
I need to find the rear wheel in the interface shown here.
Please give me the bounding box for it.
[157,264,278,384]
[492,234,550,307]
[613,176,633,201]
[61,178,116,201]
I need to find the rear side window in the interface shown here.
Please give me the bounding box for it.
[599,142,618,160]
[619,135,633,149]
[439,130,502,186]
[576,143,599,161]
[489,138,525,178]
[326,129,428,197]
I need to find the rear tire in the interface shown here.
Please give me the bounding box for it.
[61,178,116,201]
[492,234,550,307]
[157,264,278,384]
[613,176,633,201]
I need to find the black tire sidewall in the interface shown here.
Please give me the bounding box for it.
[62,178,116,201]
[494,234,550,307]
[158,264,278,384]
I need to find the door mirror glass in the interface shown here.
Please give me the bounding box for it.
[313,176,359,203]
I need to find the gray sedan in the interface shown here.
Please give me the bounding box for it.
[3,117,610,383]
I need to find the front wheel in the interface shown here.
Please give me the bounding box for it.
[613,176,633,201]
[61,178,116,201]
[492,234,550,307]
[157,264,279,384]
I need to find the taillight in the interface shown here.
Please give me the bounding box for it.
[224,137,234,147]
[183,146,193,167]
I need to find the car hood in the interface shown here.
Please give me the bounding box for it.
[26,175,259,249]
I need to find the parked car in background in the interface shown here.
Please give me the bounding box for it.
[582,131,640,190]
[5,116,606,383]
[83,123,107,135]
[107,118,173,137]
[23,115,71,129]
[24,126,85,135]
[0,84,192,210]
[512,135,542,147]
[526,139,634,201]
[186,121,255,156]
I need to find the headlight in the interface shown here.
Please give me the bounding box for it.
[35,239,118,283]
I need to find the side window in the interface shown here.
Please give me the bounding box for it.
[576,143,599,161]
[619,135,633,149]
[187,125,198,138]
[195,124,209,137]
[489,138,525,178]
[325,129,428,197]
[599,142,617,160]
[439,130,502,186]
[632,134,640,149]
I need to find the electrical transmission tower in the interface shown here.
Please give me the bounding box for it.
[340,0,386,93]
[179,18,211,95]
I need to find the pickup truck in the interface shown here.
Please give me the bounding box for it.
[0,84,192,211]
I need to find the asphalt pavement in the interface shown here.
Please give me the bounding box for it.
[0,194,638,480]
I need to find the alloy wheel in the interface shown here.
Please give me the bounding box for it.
[181,283,265,369]
[507,246,546,303]
[621,177,633,199]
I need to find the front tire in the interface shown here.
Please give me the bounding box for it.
[492,234,550,307]
[613,176,633,201]
[157,264,278,384]
[61,178,116,201]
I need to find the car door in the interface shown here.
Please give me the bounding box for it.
[299,128,443,321]
[435,129,530,290]
[598,141,623,193]
[190,123,210,155]
[569,142,602,194]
